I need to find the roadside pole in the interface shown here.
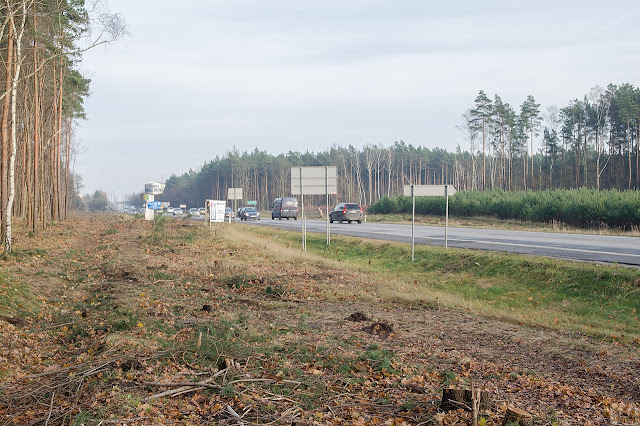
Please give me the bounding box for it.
[403,184,457,259]
[291,166,337,251]
[326,166,330,246]
[301,167,306,252]
[228,188,243,225]
[445,185,449,248]
[411,185,415,262]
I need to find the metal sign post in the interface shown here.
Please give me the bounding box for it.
[227,188,243,223]
[326,166,330,246]
[291,166,337,251]
[445,186,450,248]
[301,169,305,251]
[411,185,415,261]
[403,185,457,260]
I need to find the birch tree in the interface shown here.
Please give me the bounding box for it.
[0,0,125,252]
[4,0,30,253]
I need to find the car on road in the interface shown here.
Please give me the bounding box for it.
[166,207,174,214]
[225,207,235,219]
[271,197,298,220]
[199,207,206,215]
[189,208,200,217]
[173,208,183,216]
[329,202,363,224]
[238,207,260,220]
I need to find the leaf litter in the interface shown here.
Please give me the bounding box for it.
[0,214,638,425]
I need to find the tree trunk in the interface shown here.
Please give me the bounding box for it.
[33,13,40,232]
[5,3,27,253]
[56,64,64,220]
[530,125,534,189]
[65,115,72,219]
[1,23,14,244]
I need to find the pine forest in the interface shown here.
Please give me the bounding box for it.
[159,85,640,216]
[0,0,123,252]
[1,2,639,252]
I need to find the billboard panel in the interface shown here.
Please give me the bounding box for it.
[208,200,226,223]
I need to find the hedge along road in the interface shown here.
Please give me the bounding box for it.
[240,219,640,267]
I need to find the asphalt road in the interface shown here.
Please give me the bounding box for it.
[236,218,640,267]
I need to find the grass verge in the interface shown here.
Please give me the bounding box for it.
[246,225,640,341]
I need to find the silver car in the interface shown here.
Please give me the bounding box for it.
[329,203,363,224]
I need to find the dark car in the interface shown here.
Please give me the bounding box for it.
[238,207,260,220]
[225,207,235,219]
[272,197,298,220]
[329,202,363,224]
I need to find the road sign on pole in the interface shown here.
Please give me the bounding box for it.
[144,182,166,195]
[291,166,337,250]
[147,201,161,210]
[227,188,243,200]
[291,167,337,195]
[403,185,457,260]
[227,188,243,224]
[403,185,457,197]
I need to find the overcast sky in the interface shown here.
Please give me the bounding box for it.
[75,0,640,199]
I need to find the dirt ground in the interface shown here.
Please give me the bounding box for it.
[1,214,639,425]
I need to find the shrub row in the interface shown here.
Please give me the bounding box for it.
[368,188,640,229]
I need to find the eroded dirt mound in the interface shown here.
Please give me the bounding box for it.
[346,311,369,322]
[363,321,394,336]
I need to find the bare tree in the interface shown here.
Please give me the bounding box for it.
[362,144,376,206]
[457,110,479,190]
[587,86,611,190]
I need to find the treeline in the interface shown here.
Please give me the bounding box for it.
[464,85,640,192]
[160,82,639,211]
[369,189,640,230]
[0,1,123,252]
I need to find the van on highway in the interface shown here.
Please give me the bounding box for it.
[271,197,298,220]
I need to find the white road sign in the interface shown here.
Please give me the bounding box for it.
[144,182,165,195]
[227,188,243,200]
[403,185,457,197]
[291,166,337,195]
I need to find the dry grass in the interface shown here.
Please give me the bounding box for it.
[2,214,639,425]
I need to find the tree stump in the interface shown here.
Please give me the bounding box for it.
[502,406,533,426]
[440,388,492,411]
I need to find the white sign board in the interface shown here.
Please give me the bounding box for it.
[403,185,457,197]
[227,188,243,200]
[144,182,165,195]
[291,166,337,195]
[403,184,458,258]
[208,200,226,223]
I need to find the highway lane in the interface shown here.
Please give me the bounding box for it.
[239,218,640,267]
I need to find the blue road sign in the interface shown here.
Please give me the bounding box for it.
[147,201,161,210]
